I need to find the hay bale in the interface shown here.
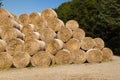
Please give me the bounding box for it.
[71,49,86,64]
[45,39,63,55]
[11,20,23,30]
[86,49,103,63]
[102,48,113,61]
[0,39,7,53]
[73,28,85,41]
[94,38,105,50]
[81,37,96,51]
[15,28,24,39]
[18,14,29,26]
[40,28,56,43]
[0,52,12,69]
[6,38,24,56]
[13,52,31,68]
[22,24,34,35]
[47,18,64,32]
[57,27,73,42]
[31,51,51,67]
[64,38,81,52]
[66,20,79,31]
[55,49,72,65]
[23,39,45,55]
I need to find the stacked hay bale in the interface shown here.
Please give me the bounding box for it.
[0,8,114,69]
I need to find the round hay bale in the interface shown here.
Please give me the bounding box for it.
[13,52,31,68]
[0,39,6,52]
[22,24,34,35]
[86,49,103,63]
[57,27,73,42]
[0,52,12,69]
[31,51,51,67]
[40,28,56,43]
[64,38,81,52]
[66,20,79,31]
[71,49,86,64]
[73,28,85,41]
[48,53,56,65]
[47,18,64,32]
[41,8,57,22]
[45,39,63,55]
[6,38,24,56]
[55,49,72,65]
[94,38,105,50]
[15,28,24,39]
[11,20,23,30]
[81,37,96,51]
[18,14,29,26]
[23,39,45,55]
[102,48,113,61]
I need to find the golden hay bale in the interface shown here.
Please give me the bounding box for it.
[48,53,56,65]
[0,52,12,69]
[55,49,72,65]
[64,38,81,52]
[40,28,56,43]
[94,38,105,50]
[18,14,29,26]
[0,39,6,52]
[57,27,73,42]
[102,48,113,62]
[31,51,51,67]
[81,37,96,51]
[71,49,86,64]
[13,52,31,68]
[22,24,34,35]
[86,49,103,63]
[45,39,63,55]
[23,39,45,56]
[47,18,64,32]
[73,28,85,41]
[6,38,24,56]
[41,8,57,22]
[66,20,79,31]
[14,28,24,39]
[11,20,23,30]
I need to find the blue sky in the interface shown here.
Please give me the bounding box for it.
[2,0,69,16]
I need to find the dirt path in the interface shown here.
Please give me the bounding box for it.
[0,56,120,80]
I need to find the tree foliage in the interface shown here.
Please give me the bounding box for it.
[55,0,120,55]
[0,0,3,8]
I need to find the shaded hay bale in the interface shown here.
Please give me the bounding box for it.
[22,24,34,35]
[86,49,103,63]
[45,39,63,55]
[71,49,86,64]
[66,20,79,31]
[23,39,45,55]
[81,37,96,51]
[55,49,72,65]
[31,51,51,67]
[18,14,29,26]
[73,28,85,41]
[102,48,113,62]
[0,39,6,52]
[57,27,73,42]
[0,52,12,69]
[94,38,105,50]
[13,52,31,68]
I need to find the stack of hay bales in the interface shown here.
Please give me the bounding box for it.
[0,8,113,69]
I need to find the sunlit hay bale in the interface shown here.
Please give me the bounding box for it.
[11,20,23,31]
[6,38,24,56]
[55,49,72,65]
[24,32,40,41]
[81,37,96,51]
[48,53,56,65]
[47,17,65,32]
[66,20,79,31]
[22,24,34,35]
[11,13,18,20]
[64,38,81,52]
[23,39,45,56]
[13,52,31,68]
[31,51,51,67]
[86,49,103,63]
[73,28,85,41]
[14,28,24,40]
[45,39,63,55]
[57,27,73,42]
[102,48,113,62]
[71,49,86,64]
[18,14,29,26]
[94,38,105,50]
[41,8,57,22]
[0,52,12,69]
[40,28,56,43]
[0,39,7,52]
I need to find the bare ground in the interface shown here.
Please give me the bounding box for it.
[0,56,120,80]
